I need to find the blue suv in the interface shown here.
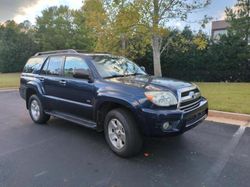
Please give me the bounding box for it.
[20,49,208,157]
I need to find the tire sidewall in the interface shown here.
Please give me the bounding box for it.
[28,95,44,123]
[104,109,142,157]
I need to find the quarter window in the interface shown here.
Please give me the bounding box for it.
[64,57,89,78]
[23,57,46,74]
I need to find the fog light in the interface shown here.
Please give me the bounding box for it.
[162,122,170,130]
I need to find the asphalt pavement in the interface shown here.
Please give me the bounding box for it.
[0,91,249,187]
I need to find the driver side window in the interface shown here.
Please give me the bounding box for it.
[64,56,89,78]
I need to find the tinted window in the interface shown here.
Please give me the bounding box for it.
[40,58,49,75]
[23,57,45,74]
[91,55,146,78]
[46,56,64,76]
[64,57,89,78]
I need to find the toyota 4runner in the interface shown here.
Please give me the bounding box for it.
[20,49,208,157]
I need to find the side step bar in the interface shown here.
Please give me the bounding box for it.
[46,111,97,129]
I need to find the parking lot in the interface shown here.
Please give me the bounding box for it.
[0,91,249,187]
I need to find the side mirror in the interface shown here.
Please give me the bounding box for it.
[73,69,90,80]
[140,66,146,72]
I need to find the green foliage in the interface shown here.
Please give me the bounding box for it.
[107,2,151,58]
[0,1,249,82]
[80,0,109,52]
[0,21,39,73]
[136,27,250,82]
[36,5,92,51]
[225,0,250,44]
[81,0,150,58]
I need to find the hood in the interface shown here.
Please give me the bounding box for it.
[105,75,194,92]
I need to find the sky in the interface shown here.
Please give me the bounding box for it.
[0,0,238,34]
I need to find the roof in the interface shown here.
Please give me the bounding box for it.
[212,20,230,31]
[34,49,111,57]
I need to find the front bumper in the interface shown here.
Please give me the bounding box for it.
[138,97,208,136]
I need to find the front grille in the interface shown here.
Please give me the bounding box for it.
[178,87,201,112]
[181,88,199,97]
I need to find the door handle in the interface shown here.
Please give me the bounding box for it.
[39,77,45,82]
[59,80,67,86]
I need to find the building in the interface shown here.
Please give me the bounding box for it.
[212,20,250,45]
[211,20,230,40]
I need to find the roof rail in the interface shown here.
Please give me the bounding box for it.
[75,50,111,55]
[34,49,77,56]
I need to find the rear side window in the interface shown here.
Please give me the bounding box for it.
[42,56,64,76]
[23,57,45,74]
[64,56,89,78]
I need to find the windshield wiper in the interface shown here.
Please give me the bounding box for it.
[128,72,146,76]
[103,75,125,79]
[104,72,146,79]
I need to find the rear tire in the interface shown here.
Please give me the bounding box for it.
[104,108,143,157]
[28,95,50,124]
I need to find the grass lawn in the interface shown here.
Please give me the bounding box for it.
[0,73,20,89]
[197,83,250,115]
[0,73,249,114]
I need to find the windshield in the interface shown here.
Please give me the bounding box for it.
[91,55,147,78]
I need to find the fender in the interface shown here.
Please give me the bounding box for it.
[94,88,143,130]
[26,81,44,96]
[95,88,141,112]
[24,76,45,108]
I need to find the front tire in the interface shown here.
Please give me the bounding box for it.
[28,95,50,124]
[104,108,143,157]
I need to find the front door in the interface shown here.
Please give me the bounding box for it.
[57,56,95,120]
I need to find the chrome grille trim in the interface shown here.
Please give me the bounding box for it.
[181,92,201,102]
[177,86,201,112]
[180,98,201,110]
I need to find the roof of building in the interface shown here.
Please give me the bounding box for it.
[212,20,230,31]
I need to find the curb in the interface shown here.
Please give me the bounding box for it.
[0,88,18,93]
[208,110,250,122]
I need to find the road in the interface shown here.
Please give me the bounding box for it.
[0,91,249,187]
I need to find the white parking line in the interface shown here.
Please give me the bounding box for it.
[34,171,48,177]
[202,125,246,186]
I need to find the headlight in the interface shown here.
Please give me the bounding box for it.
[145,91,177,107]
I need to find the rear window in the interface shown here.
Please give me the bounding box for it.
[23,57,46,74]
[41,56,65,76]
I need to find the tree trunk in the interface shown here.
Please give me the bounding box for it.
[152,0,162,77]
[121,33,126,55]
[152,34,162,76]
[246,0,250,45]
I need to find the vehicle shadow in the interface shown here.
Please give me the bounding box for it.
[41,118,208,186]
[46,117,191,160]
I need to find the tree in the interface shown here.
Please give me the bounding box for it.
[0,21,39,72]
[36,6,92,51]
[81,0,109,51]
[81,0,149,58]
[107,0,151,57]
[226,0,250,45]
[135,0,210,76]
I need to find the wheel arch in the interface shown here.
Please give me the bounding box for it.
[25,81,44,109]
[95,99,140,132]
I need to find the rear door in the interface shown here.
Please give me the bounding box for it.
[57,56,95,120]
[40,55,65,111]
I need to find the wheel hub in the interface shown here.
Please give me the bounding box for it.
[31,100,40,121]
[108,118,126,149]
